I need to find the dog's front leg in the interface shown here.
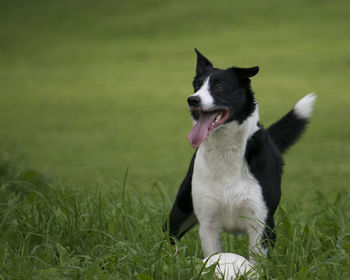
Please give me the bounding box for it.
[247,222,266,265]
[199,222,222,257]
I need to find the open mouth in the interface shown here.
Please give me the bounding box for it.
[188,107,230,148]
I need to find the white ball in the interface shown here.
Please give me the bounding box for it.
[203,253,260,280]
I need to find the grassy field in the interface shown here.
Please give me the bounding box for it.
[0,161,349,279]
[1,0,350,279]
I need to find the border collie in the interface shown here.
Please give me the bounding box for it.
[164,49,316,263]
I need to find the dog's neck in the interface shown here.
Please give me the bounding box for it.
[199,106,260,172]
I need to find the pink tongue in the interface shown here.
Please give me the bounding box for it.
[188,112,218,148]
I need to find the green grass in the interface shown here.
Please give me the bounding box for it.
[1,0,350,278]
[1,0,349,194]
[0,167,349,279]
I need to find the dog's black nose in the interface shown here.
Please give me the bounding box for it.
[187,96,201,107]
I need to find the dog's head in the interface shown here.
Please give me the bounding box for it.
[187,49,259,148]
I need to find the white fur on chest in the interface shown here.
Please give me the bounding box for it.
[192,111,267,235]
[192,151,266,233]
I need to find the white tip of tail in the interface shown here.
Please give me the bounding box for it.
[294,93,317,119]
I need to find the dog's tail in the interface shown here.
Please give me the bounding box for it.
[267,93,316,154]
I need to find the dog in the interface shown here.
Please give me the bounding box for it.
[164,49,316,264]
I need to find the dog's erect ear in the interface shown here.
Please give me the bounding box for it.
[241,66,259,77]
[232,66,259,78]
[195,48,213,76]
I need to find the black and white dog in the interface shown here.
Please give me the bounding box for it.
[164,49,316,263]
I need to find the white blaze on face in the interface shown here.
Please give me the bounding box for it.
[190,77,214,110]
[187,76,219,148]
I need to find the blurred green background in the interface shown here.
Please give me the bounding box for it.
[0,0,349,200]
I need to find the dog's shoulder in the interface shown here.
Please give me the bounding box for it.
[245,124,281,164]
[244,125,283,213]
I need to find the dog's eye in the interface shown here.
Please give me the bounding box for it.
[215,84,224,91]
[194,85,200,92]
